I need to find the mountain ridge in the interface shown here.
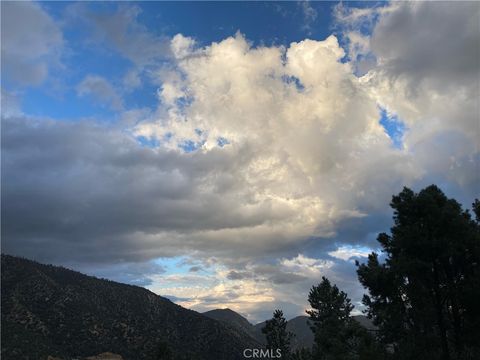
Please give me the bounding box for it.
[203,308,259,342]
[204,309,374,350]
[1,254,260,360]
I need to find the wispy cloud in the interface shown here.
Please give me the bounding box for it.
[1,1,63,86]
[77,75,124,110]
[299,1,318,34]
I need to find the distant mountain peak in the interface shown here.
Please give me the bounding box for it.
[204,308,251,322]
[203,308,254,336]
[204,308,375,351]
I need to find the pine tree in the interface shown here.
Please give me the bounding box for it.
[291,347,313,360]
[307,277,381,360]
[357,185,480,360]
[262,309,294,359]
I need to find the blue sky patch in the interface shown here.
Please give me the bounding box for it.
[379,107,407,149]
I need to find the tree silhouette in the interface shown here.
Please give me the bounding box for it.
[290,347,313,360]
[307,277,381,360]
[357,185,480,360]
[307,277,353,360]
[262,309,294,359]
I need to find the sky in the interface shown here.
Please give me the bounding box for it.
[1,1,479,323]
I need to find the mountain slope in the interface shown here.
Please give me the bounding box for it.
[252,316,314,350]
[286,316,315,350]
[200,308,376,352]
[254,315,375,350]
[352,315,375,331]
[1,255,259,360]
[203,309,256,338]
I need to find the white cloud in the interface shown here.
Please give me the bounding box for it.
[279,255,335,282]
[147,254,340,323]
[148,263,276,322]
[135,32,417,238]
[171,34,196,59]
[1,1,63,86]
[328,246,371,262]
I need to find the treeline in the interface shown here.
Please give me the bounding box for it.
[262,185,480,360]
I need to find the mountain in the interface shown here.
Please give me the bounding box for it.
[203,309,256,339]
[1,255,260,360]
[252,316,314,350]
[202,309,308,348]
[352,315,376,331]
[205,310,375,351]
[269,315,372,350]
[286,316,314,350]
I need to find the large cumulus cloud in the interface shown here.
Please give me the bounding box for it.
[3,33,418,265]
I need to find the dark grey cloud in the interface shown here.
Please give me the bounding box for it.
[227,271,251,281]
[269,272,308,285]
[77,261,165,287]
[1,116,304,265]
[226,265,309,285]
[162,295,191,303]
[371,2,480,90]
[189,266,203,273]
[252,264,309,285]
